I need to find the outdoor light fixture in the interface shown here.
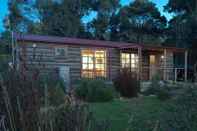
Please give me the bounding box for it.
[8,62,13,68]
[161,55,164,59]
[32,44,37,48]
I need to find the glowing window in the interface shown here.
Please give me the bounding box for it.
[150,55,156,65]
[81,49,107,78]
[121,53,138,71]
[121,53,130,68]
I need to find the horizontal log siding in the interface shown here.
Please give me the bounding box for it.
[18,42,81,86]
[18,42,121,86]
[17,42,174,84]
[108,48,120,80]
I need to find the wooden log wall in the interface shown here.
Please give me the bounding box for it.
[17,42,121,87]
[18,42,81,86]
[108,48,120,80]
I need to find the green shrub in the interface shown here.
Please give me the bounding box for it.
[75,79,115,102]
[160,86,197,131]
[43,73,66,106]
[156,88,171,101]
[75,79,89,100]
[47,84,66,106]
[113,68,140,98]
[143,74,171,101]
[143,86,171,101]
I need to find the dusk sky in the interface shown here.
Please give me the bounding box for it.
[0,0,172,33]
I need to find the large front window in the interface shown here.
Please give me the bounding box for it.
[121,53,138,71]
[81,49,107,78]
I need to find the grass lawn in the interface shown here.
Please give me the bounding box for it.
[89,96,169,131]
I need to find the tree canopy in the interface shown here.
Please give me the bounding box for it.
[1,0,196,48]
[164,0,197,48]
[3,0,167,44]
[111,0,167,44]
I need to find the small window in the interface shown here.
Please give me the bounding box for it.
[55,47,67,57]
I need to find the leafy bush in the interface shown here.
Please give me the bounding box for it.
[75,79,89,100]
[42,73,66,106]
[75,79,115,102]
[0,55,10,72]
[156,88,171,101]
[0,68,112,131]
[113,68,140,98]
[42,104,92,131]
[143,73,162,95]
[143,74,171,101]
[160,85,197,131]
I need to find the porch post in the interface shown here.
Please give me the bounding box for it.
[175,68,177,82]
[184,50,188,82]
[138,47,142,80]
[163,49,167,80]
[108,48,111,80]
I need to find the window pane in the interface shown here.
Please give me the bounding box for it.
[89,64,94,69]
[95,51,105,57]
[96,64,105,70]
[131,63,136,68]
[125,58,130,63]
[96,58,104,64]
[82,57,88,63]
[95,50,106,77]
[121,53,130,68]
[126,54,130,59]
[131,54,135,58]
[131,59,135,64]
[89,57,94,64]
[82,64,88,69]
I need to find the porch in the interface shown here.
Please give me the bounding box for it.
[120,45,188,82]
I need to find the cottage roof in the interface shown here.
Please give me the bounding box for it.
[14,33,186,52]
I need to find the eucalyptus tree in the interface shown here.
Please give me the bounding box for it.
[114,0,167,44]
[88,0,120,40]
[164,0,197,48]
[165,0,197,72]
[4,0,93,37]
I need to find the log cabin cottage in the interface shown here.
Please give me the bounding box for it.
[14,34,188,88]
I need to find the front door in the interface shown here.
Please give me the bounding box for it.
[59,66,70,91]
[149,55,156,79]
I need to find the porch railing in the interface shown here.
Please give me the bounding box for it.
[141,66,185,82]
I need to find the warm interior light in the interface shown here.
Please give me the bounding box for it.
[81,50,106,78]
[150,55,156,65]
[121,53,138,69]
